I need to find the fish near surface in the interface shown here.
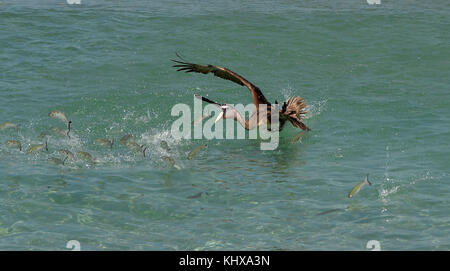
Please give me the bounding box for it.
[160,140,170,151]
[5,140,22,151]
[125,141,147,157]
[48,110,70,125]
[96,138,113,149]
[348,174,372,198]
[40,131,50,138]
[316,208,343,216]
[48,110,72,138]
[0,122,18,130]
[27,141,48,153]
[51,127,69,138]
[187,144,208,160]
[290,131,306,144]
[162,156,181,170]
[161,156,175,166]
[48,156,68,166]
[77,151,94,162]
[187,192,209,199]
[120,134,134,145]
[59,149,74,159]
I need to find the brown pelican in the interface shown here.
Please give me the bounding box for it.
[172,56,310,132]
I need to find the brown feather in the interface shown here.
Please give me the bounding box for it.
[172,56,311,131]
[171,59,269,106]
[280,96,310,131]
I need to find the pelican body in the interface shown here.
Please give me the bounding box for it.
[172,55,310,133]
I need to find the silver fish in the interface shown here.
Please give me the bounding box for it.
[48,156,68,166]
[316,208,342,216]
[187,192,209,199]
[59,149,74,159]
[5,140,22,151]
[161,156,175,166]
[0,121,18,130]
[27,140,48,153]
[48,110,71,139]
[40,131,50,138]
[125,141,147,157]
[51,127,70,138]
[96,138,113,149]
[48,110,70,125]
[348,174,372,198]
[187,144,207,160]
[77,151,94,162]
[290,131,306,144]
[120,134,134,145]
[160,140,170,151]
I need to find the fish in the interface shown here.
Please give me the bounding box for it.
[161,156,175,166]
[59,149,74,159]
[290,131,306,144]
[192,113,212,125]
[5,140,22,151]
[48,110,70,125]
[316,208,342,216]
[125,141,147,157]
[40,131,50,138]
[27,140,48,153]
[48,110,72,139]
[348,174,372,198]
[48,156,67,166]
[187,144,207,160]
[77,151,94,162]
[160,140,170,151]
[51,127,69,138]
[120,134,134,145]
[96,138,113,149]
[187,192,209,199]
[0,121,18,130]
[161,156,181,170]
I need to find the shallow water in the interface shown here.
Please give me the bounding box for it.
[0,0,449,250]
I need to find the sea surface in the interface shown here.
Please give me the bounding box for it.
[0,0,449,250]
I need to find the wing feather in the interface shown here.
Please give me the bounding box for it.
[171,59,269,106]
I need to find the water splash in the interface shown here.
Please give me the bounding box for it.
[67,0,81,5]
[306,99,328,119]
[379,145,399,206]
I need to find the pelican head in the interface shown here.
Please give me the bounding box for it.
[215,105,239,123]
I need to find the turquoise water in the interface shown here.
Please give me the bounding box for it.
[1,0,449,250]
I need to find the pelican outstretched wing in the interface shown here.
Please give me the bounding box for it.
[172,58,270,106]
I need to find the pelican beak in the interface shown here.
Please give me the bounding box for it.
[215,111,224,123]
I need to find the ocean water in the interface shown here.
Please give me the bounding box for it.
[1,0,449,250]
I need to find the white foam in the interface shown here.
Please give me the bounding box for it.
[67,0,81,5]
[367,0,381,5]
[306,99,328,119]
[379,185,399,199]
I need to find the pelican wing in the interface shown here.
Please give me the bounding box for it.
[172,59,270,106]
